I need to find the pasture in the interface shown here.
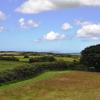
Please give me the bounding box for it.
[0,61,26,72]
[0,71,100,100]
[0,52,80,60]
[0,52,99,100]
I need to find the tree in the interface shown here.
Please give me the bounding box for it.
[80,44,100,72]
[24,55,29,58]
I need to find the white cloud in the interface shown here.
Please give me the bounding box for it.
[0,11,6,21]
[16,0,55,14]
[62,23,72,31]
[76,23,100,40]
[80,0,100,6]
[16,0,100,14]
[43,31,66,41]
[0,26,6,32]
[19,18,39,28]
[75,19,92,26]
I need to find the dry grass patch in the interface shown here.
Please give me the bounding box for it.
[0,71,100,100]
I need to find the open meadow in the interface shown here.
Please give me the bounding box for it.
[0,51,99,100]
[0,61,26,72]
[0,71,100,100]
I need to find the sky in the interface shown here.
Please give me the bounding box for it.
[0,0,100,53]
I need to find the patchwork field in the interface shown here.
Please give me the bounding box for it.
[0,71,100,100]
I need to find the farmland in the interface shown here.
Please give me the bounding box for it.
[0,51,99,100]
[0,52,80,72]
[0,61,26,72]
[0,71,100,100]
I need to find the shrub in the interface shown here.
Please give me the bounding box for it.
[0,61,68,85]
[29,56,56,63]
[80,44,100,72]
[24,55,29,58]
[0,56,19,61]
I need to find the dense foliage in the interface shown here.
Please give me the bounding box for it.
[29,56,56,63]
[0,56,19,61]
[24,55,29,58]
[0,61,68,85]
[80,44,100,72]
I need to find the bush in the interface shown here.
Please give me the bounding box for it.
[80,44,100,72]
[29,56,56,63]
[24,55,29,58]
[0,56,19,61]
[0,61,68,85]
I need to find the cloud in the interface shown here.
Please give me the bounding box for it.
[62,23,72,31]
[16,0,55,14]
[75,19,92,26]
[76,23,100,40]
[0,11,6,21]
[19,18,39,28]
[43,31,66,41]
[16,0,100,14]
[0,26,6,32]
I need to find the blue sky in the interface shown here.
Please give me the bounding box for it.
[0,0,100,53]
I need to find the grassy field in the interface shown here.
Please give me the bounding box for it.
[0,54,80,73]
[0,61,26,72]
[0,51,80,63]
[56,56,80,62]
[0,71,100,100]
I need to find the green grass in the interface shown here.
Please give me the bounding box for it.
[56,56,80,62]
[0,71,66,89]
[0,61,26,72]
[0,71,100,100]
[0,54,80,63]
[0,55,80,72]
[15,55,42,62]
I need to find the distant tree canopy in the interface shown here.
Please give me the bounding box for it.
[80,44,100,72]
[0,56,19,61]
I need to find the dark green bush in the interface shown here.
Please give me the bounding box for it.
[29,56,56,63]
[0,56,19,61]
[80,44,100,72]
[0,61,68,85]
[24,55,29,58]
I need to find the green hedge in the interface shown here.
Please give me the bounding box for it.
[0,61,68,85]
[0,60,87,85]
[0,56,19,61]
[29,56,56,63]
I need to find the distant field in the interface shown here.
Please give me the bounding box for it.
[0,71,100,100]
[56,56,80,62]
[0,53,80,73]
[0,61,26,72]
[19,56,80,62]
[0,52,80,63]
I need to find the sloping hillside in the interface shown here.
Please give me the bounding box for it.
[0,71,100,100]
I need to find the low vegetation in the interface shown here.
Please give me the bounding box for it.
[0,71,100,100]
[29,56,56,63]
[0,56,19,61]
[0,49,93,86]
[0,61,25,72]
[0,61,68,85]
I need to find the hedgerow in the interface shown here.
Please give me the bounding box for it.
[0,61,68,85]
